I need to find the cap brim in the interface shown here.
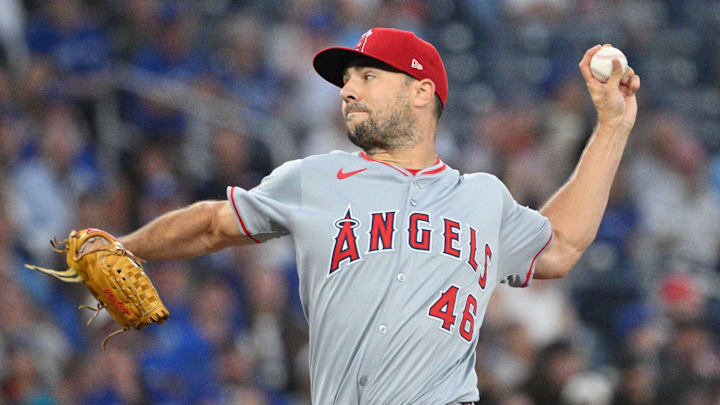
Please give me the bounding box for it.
[313,47,373,88]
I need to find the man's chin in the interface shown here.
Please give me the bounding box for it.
[346,127,369,149]
[345,121,365,135]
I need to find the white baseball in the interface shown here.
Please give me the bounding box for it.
[589,46,628,83]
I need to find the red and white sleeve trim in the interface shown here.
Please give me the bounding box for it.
[227,186,261,244]
[520,231,554,288]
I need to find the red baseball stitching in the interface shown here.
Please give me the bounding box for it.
[591,51,627,81]
[593,53,626,61]
[591,68,610,81]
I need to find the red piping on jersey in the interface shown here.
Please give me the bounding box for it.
[520,231,553,287]
[229,186,261,244]
[360,152,446,176]
[420,159,447,175]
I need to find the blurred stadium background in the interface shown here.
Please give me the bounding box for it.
[1,0,720,404]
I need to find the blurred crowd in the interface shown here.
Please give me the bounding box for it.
[1,0,719,404]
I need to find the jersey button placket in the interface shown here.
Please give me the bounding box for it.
[409,178,420,207]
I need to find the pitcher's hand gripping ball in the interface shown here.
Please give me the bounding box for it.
[25,228,169,349]
[590,46,628,82]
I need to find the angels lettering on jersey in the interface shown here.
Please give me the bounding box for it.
[329,206,492,289]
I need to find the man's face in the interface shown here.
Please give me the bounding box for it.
[340,60,419,152]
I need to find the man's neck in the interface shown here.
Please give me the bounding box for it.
[364,140,438,170]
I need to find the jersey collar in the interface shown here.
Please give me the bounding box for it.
[360,151,447,177]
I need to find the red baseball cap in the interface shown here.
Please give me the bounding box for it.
[313,28,448,107]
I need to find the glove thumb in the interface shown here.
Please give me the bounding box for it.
[606,58,624,87]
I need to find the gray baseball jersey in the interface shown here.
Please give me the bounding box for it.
[227,150,553,405]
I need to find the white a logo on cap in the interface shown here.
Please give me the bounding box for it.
[411,58,424,70]
[355,29,373,52]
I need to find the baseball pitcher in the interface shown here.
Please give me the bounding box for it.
[52,28,640,404]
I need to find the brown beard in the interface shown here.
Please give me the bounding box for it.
[346,97,419,152]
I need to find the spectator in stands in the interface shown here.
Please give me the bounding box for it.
[25,0,112,139]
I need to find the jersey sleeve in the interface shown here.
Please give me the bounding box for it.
[226,159,302,243]
[496,180,553,288]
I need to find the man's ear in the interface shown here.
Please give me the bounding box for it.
[413,78,436,109]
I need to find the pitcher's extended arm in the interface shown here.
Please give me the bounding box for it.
[534,45,641,279]
[119,201,252,261]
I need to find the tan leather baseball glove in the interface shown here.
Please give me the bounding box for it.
[25,228,169,349]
